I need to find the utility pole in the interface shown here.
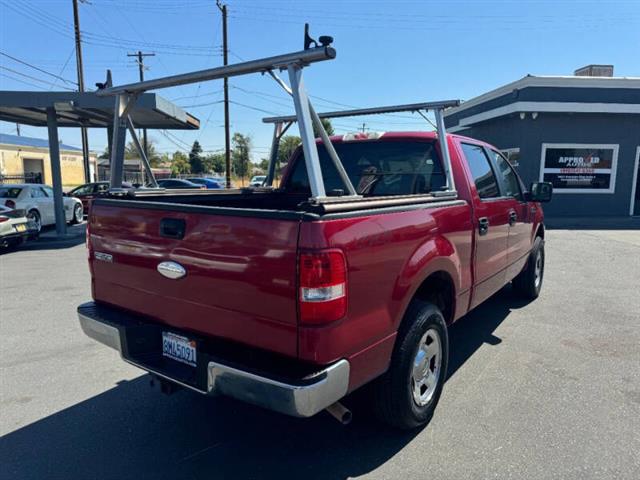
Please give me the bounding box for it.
[361,123,367,133]
[16,123,20,136]
[127,51,155,158]
[72,0,91,183]
[217,0,231,188]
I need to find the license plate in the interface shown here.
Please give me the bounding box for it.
[162,332,197,367]
[14,223,27,232]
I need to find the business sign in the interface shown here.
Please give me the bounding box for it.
[540,144,618,193]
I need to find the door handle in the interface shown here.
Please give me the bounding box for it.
[478,217,489,236]
[509,211,517,226]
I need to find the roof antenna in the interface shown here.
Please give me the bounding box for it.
[95,70,112,90]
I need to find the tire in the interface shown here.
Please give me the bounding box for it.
[71,203,83,224]
[369,300,449,430]
[27,209,42,233]
[513,236,544,300]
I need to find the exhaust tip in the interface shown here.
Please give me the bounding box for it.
[325,401,352,425]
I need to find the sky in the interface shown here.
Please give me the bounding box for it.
[0,0,639,162]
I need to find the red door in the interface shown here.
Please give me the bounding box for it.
[487,149,533,280]
[458,142,511,309]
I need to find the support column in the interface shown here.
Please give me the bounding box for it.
[109,94,128,188]
[46,107,67,236]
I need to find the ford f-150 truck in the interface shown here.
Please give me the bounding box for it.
[78,131,552,429]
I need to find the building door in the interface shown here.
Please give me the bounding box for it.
[632,147,640,216]
[22,158,44,183]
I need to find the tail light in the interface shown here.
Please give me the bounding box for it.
[298,250,347,324]
[5,200,15,209]
[0,216,9,223]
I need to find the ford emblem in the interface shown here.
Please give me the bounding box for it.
[157,261,186,280]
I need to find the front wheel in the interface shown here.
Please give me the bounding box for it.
[369,300,448,430]
[512,236,545,299]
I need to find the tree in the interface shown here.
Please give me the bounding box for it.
[171,151,190,175]
[123,139,162,167]
[258,158,270,172]
[203,153,225,174]
[188,140,204,174]
[277,135,301,167]
[232,133,252,180]
[314,117,334,137]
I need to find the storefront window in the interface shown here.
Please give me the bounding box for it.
[540,144,618,193]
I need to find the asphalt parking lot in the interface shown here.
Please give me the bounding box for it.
[1,227,639,480]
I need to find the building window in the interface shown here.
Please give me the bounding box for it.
[501,148,521,168]
[539,143,619,194]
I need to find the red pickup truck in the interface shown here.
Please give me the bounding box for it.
[78,131,552,429]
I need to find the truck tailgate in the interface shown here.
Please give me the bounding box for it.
[88,201,301,357]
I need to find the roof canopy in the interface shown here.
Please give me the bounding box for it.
[0,91,199,129]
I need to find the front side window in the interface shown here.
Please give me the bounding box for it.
[71,184,94,195]
[286,140,446,197]
[42,186,54,197]
[490,150,523,200]
[461,143,500,199]
[30,188,45,198]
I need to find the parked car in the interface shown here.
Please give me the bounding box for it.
[78,132,552,429]
[67,181,133,214]
[249,175,266,187]
[0,205,38,249]
[156,179,205,189]
[0,184,83,232]
[186,178,222,189]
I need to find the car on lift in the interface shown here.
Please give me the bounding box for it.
[0,184,83,233]
[0,204,38,249]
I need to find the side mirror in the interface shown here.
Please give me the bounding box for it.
[527,182,553,203]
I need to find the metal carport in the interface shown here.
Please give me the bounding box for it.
[0,91,199,236]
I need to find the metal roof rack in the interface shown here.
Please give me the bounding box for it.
[261,100,461,200]
[99,26,350,201]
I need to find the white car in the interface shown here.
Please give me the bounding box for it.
[249,175,266,187]
[0,184,83,232]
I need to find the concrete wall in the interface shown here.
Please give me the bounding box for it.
[454,112,640,217]
[0,145,96,186]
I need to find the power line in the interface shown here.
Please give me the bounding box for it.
[0,51,78,86]
[0,66,76,90]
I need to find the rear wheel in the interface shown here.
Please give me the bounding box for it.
[369,300,448,430]
[513,236,545,299]
[27,209,41,233]
[71,203,83,224]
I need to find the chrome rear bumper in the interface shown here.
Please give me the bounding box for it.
[78,303,350,418]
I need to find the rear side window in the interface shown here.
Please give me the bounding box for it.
[490,150,523,200]
[286,141,445,196]
[30,188,46,198]
[461,143,500,199]
[0,188,22,198]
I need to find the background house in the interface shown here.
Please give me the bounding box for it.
[0,133,97,186]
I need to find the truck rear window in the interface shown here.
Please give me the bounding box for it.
[285,140,445,196]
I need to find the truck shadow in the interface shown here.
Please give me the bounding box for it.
[0,288,525,480]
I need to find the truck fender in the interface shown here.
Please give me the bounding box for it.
[392,235,461,329]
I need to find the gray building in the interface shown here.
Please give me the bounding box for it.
[444,70,640,217]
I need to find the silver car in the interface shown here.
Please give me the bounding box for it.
[0,205,38,249]
[0,184,83,233]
